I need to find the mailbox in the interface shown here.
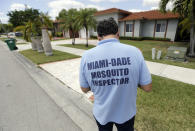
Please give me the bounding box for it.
[166,46,187,61]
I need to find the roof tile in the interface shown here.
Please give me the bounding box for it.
[94,8,131,16]
[119,10,179,21]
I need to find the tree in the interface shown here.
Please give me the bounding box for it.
[7,8,40,28]
[77,8,97,47]
[0,23,13,34]
[160,0,195,57]
[57,9,80,45]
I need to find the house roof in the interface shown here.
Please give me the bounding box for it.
[119,10,179,21]
[94,8,131,16]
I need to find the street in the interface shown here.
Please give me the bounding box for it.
[0,42,81,131]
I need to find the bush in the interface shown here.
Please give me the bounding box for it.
[143,37,171,41]
[120,36,143,41]
[56,32,63,37]
[119,36,171,41]
[90,35,97,39]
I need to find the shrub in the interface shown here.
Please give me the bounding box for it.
[90,35,97,39]
[143,37,171,41]
[56,32,63,37]
[119,36,171,41]
[119,36,143,41]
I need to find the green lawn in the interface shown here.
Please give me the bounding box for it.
[0,37,8,41]
[61,44,96,50]
[135,75,195,131]
[61,40,195,69]
[120,40,195,69]
[19,49,80,64]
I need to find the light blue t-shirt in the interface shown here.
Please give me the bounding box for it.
[79,38,151,125]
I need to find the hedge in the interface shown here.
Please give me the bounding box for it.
[90,35,171,41]
[119,36,171,41]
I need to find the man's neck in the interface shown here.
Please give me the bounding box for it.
[102,35,118,40]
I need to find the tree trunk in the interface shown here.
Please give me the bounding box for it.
[72,33,75,45]
[86,28,89,47]
[42,28,53,56]
[188,1,195,57]
[189,26,195,56]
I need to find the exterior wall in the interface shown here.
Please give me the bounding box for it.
[119,21,125,36]
[166,19,178,41]
[134,20,141,37]
[142,20,155,37]
[64,31,70,38]
[79,28,90,39]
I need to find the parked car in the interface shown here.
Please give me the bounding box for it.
[15,32,23,37]
[8,32,15,38]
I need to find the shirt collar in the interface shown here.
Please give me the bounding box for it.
[98,38,119,45]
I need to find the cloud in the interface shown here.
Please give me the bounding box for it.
[151,6,159,10]
[129,9,146,12]
[48,0,103,19]
[0,12,9,23]
[90,0,128,2]
[143,0,173,10]
[143,0,160,7]
[10,3,31,11]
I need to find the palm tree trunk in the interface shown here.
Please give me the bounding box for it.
[72,33,75,45]
[189,1,195,57]
[86,28,89,47]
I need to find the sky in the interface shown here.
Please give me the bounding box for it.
[0,0,173,24]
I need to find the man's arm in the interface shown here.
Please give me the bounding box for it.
[138,83,152,92]
[80,87,91,93]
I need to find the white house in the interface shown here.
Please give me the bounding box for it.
[80,8,179,41]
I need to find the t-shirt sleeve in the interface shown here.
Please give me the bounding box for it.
[79,55,89,88]
[138,50,152,86]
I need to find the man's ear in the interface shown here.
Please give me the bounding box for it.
[116,32,119,39]
[98,36,102,41]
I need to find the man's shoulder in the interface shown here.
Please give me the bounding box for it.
[81,46,98,58]
[118,42,140,52]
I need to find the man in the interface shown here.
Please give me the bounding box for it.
[79,18,152,131]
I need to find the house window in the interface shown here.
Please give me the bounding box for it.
[156,23,166,32]
[126,24,133,32]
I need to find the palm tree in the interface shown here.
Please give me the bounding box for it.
[57,9,80,45]
[14,20,38,50]
[160,0,195,57]
[77,8,97,47]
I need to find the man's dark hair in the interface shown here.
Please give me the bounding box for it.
[97,17,118,37]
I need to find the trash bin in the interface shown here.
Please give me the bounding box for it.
[4,38,18,51]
